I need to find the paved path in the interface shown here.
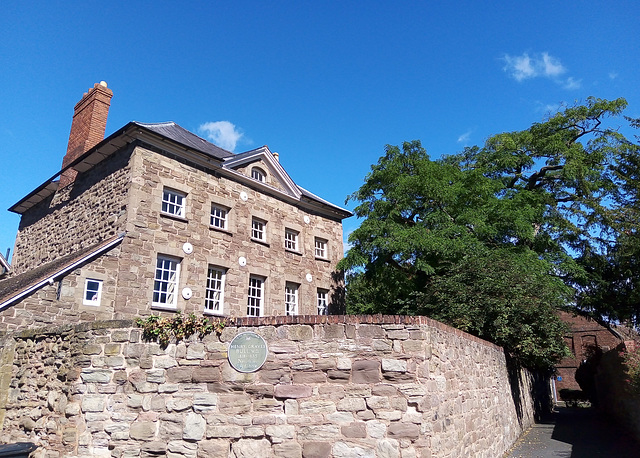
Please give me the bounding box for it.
[504,406,640,457]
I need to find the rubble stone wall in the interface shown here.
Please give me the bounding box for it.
[0,315,536,458]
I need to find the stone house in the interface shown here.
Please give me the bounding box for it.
[0,82,351,332]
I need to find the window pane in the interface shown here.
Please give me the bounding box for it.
[83,279,102,306]
[284,229,298,251]
[317,289,328,315]
[247,276,264,316]
[153,256,180,308]
[205,266,225,314]
[210,205,227,229]
[285,283,299,316]
[162,189,185,217]
[315,238,327,258]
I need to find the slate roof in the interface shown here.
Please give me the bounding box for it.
[0,234,125,310]
[134,122,234,160]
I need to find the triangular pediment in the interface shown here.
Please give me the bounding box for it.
[223,146,301,198]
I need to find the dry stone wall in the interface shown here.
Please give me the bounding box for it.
[0,315,536,458]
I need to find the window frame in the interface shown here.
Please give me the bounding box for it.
[161,188,186,218]
[210,203,229,230]
[152,255,181,310]
[204,266,226,315]
[285,282,299,316]
[317,288,329,315]
[284,228,299,252]
[251,217,267,242]
[314,237,328,259]
[247,275,265,317]
[251,167,266,182]
[83,278,103,306]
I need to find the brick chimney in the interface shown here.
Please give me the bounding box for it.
[59,81,113,187]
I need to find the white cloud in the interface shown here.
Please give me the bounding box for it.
[609,71,618,80]
[198,121,244,152]
[503,52,578,89]
[541,52,565,77]
[457,130,472,144]
[562,77,582,90]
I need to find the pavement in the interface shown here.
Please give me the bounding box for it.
[504,405,640,457]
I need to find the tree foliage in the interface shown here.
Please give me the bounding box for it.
[340,97,638,369]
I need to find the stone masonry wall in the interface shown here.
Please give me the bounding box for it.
[118,146,345,318]
[0,315,536,458]
[11,148,133,275]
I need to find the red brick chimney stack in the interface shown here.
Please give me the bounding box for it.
[59,81,113,187]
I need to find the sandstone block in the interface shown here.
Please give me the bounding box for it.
[352,360,381,384]
[299,400,336,415]
[165,366,192,383]
[183,412,206,441]
[377,439,401,458]
[337,398,367,412]
[81,395,105,412]
[286,325,313,341]
[333,442,375,458]
[302,441,332,458]
[382,359,407,372]
[206,425,243,438]
[388,422,419,439]
[341,422,367,438]
[218,394,251,415]
[293,371,327,384]
[80,368,112,383]
[192,366,220,383]
[231,438,272,458]
[274,384,312,399]
[273,442,302,458]
[130,421,157,441]
[265,424,295,443]
[197,439,230,458]
[186,342,206,360]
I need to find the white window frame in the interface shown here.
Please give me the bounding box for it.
[317,288,329,315]
[314,237,328,259]
[83,278,103,306]
[285,282,299,316]
[252,218,266,242]
[152,255,180,309]
[247,276,264,317]
[284,228,299,252]
[251,167,266,182]
[210,204,228,230]
[205,266,226,315]
[162,188,186,218]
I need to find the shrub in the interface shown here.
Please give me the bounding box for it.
[136,312,228,347]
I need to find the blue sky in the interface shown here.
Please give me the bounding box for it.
[1,1,638,260]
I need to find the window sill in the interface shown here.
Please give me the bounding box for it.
[151,304,179,312]
[210,226,233,236]
[315,257,331,263]
[252,238,270,247]
[285,248,302,256]
[204,310,226,317]
[161,213,188,223]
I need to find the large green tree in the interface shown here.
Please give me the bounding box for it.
[340,97,636,369]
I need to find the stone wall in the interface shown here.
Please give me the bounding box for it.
[11,148,133,275]
[120,146,345,318]
[0,315,536,458]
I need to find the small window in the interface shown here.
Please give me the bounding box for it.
[247,276,265,317]
[210,204,228,230]
[83,279,103,306]
[162,188,186,218]
[153,255,180,309]
[251,167,266,182]
[317,289,329,315]
[285,282,299,316]
[205,266,226,315]
[252,218,266,242]
[284,228,299,252]
[315,237,328,259]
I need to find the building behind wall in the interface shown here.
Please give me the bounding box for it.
[0,82,351,332]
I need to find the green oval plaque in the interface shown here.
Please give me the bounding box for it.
[228,332,268,373]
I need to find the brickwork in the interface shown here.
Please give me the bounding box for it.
[555,312,622,395]
[60,82,113,187]
[11,149,132,275]
[0,315,536,457]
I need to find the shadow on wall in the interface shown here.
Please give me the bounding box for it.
[506,354,553,424]
[330,270,346,315]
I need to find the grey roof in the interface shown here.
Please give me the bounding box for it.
[135,122,234,160]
